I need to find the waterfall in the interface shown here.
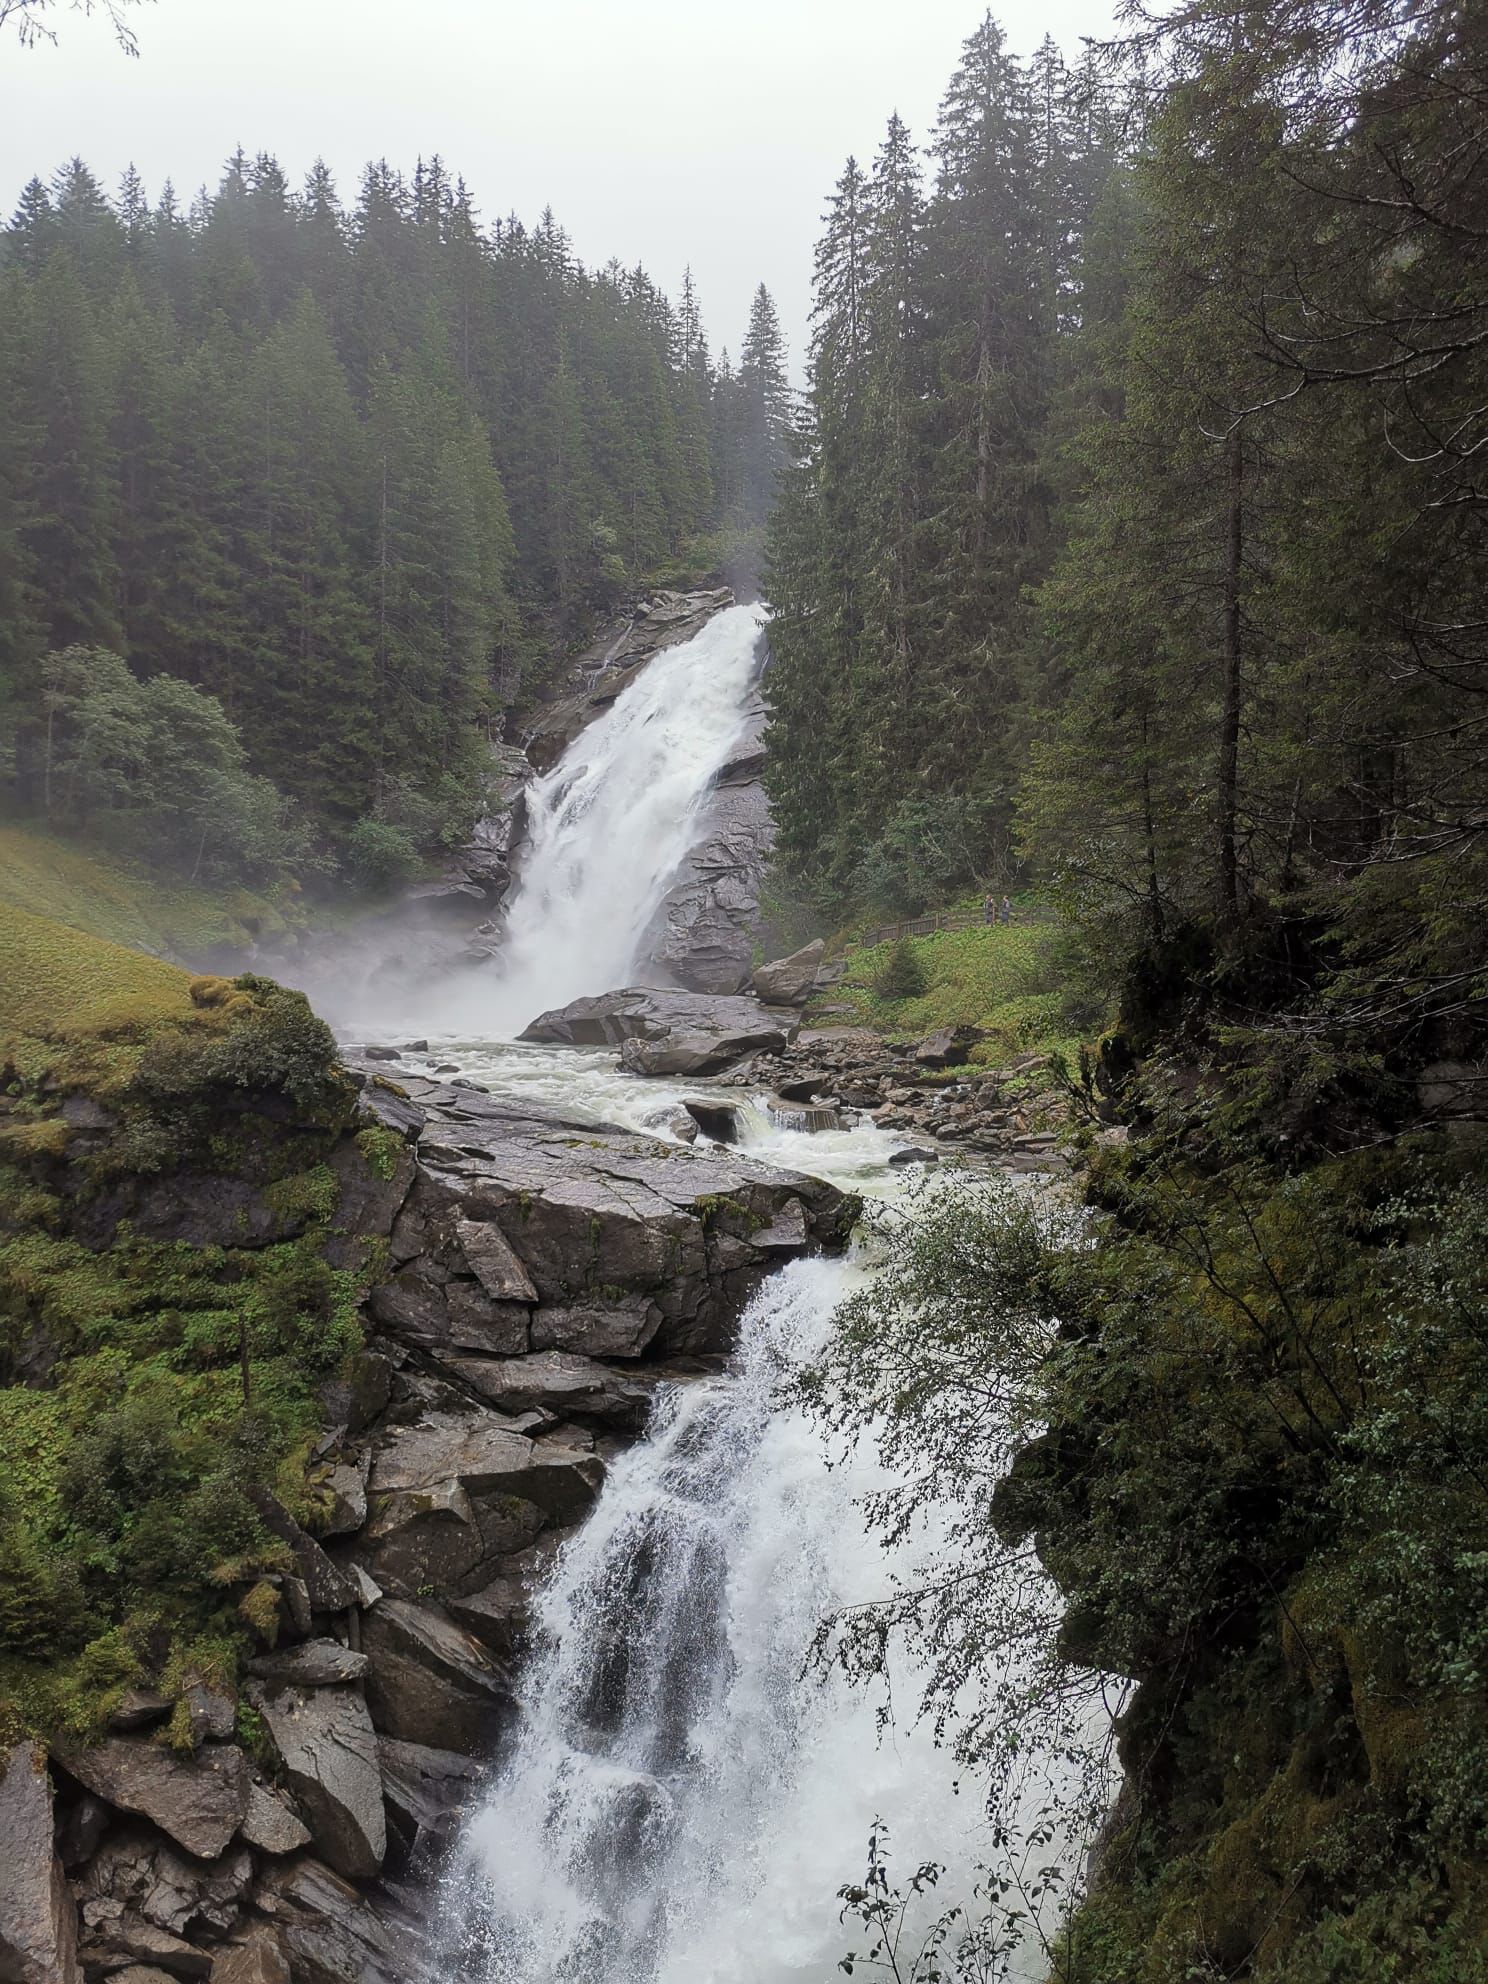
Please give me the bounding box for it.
[480,604,766,1036]
[438,1253,1080,1984]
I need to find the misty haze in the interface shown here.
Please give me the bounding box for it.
[1,4,1486,1984]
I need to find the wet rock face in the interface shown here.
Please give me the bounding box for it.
[649,683,776,995]
[44,1039,852,1984]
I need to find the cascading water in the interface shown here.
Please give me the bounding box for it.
[440,1256,980,1984]
[475,603,767,1036]
[437,1235,1088,1984]
[357,597,1098,1978]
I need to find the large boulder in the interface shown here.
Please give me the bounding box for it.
[521,986,796,1074]
[247,1684,385,1881]
[0,1742,79,1984]
[442,1349,659,1427]
[360,1599,510,1752]
[357,1409,601,1599]
[751,939,826,1007]
[59,1740,248,1861]
[250,1859,428,1984]
[368,1411,603,1518]
[350,1072,851,1360]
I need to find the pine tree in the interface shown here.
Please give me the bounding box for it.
[736,283,790,532]
[16,251,121,652]
[7,177,55,273]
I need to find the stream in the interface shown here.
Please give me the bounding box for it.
[323,605,1082,1982]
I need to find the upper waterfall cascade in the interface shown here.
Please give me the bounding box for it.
[482,603,767,1036]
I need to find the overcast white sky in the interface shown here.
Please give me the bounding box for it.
[3,0,1115,368]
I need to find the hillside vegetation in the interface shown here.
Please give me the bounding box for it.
[817,919,1091,1067]
[774,6,1488,1977]
[0,824,300,961]
[0,904,379,1746]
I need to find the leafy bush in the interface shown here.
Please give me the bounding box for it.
[799,1144,1488,1975]
[343,816,422,891]
[35,648,312,886]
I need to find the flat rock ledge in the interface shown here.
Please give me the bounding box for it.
[35,1057,851,1984]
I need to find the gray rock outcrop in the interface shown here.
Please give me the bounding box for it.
[0,1742,79,1984]
[649,682,776,994]
[360,1600,510,1752]
[751,939,827,1007]
[60,1741,248,1861]
[248,1686,385,1881]
[520,986,797,1075]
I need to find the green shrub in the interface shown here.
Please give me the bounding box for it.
[343,817,421,891]
[874,935,928,1000]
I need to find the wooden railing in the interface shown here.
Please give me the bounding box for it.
[859,911,986,948]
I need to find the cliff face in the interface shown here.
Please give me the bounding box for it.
[0,911,849,1984]
[647,679,776,995]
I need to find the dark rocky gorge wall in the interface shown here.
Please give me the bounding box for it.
[1,1053,852,1984]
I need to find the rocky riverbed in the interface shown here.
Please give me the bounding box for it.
[1,1055,852,1984]
[731,1023,1080,1173]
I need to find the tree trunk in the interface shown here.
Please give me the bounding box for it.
[1218,424,1244,921]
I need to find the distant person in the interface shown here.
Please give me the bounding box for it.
[983,892,997,925]
[999,895,1013,925]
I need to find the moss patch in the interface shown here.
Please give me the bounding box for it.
[0,902,376,1743]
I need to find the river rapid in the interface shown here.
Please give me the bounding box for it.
[323,606,1083,1983]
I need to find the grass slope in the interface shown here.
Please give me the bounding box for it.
[819,920,1100,1065]
[0,824,301,962]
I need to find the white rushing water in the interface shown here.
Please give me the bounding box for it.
[474,602,767,1036]
[390,600,1094,1981]
[439,1248,985,1984]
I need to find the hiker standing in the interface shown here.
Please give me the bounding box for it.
[999,895,1013,925]
[983,892,997,925]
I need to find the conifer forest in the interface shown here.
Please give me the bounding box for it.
[2,5,1488,1984]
